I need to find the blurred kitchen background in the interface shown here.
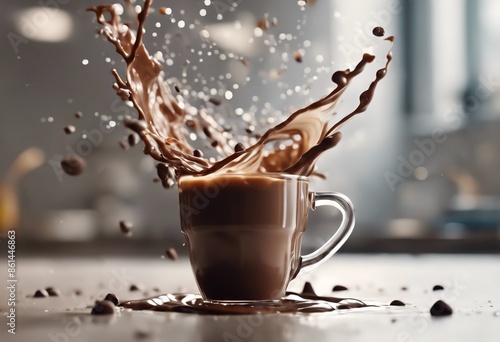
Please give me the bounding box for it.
[0,0,499,255]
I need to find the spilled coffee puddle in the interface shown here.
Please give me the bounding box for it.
[119,283,388,315]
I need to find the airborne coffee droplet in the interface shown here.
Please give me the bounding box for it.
[301,282,317,295]
[119,220,133,236]
[119,140,128,150]
[64,125,76,134]
[293,50,303,63]
[257,17,269,31]
[193,149,203,158]
[128,133,140,147]
[87,3,393,184]
[372,26,385,37]
[208,97,221,106]
[61,155,86,176]
[234,143,244,152]
[390,300,405,306]
[165,247,178,261]
[33,289,49,298]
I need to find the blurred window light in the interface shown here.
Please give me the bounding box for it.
[404,0,468,132]
[14,7,73,43]
[479,0,500,115]
[480,0,500,59]
[406,0,500,130]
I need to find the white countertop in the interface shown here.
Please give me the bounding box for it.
[1,254,499,341]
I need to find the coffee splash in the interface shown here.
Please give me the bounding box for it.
[87,0,393,184]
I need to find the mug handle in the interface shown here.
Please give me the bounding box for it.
[296,191,355,277]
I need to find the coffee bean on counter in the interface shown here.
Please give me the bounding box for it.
[46,287,61,297]
[301,282,316,295]
[64,125,76,134]
[174,85,180,92]
[33,289,49,298]
[240,58,249,67]
[129,284,143,292]
[103,293,119,306]
[61,154,86,176]
[91,300,116,315]
[165,247,178,261]
[257,18,269,31]
[430,300,453,316]
[120,220,133,236]
[433,285,444,291]
[332,285,348,292]
[128,133,140,147]
[390,300,405,306]
[75,111,83,119]
[234,143,244,152]
[156,163,176,189]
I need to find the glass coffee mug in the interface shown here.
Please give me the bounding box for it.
[179,173,355,303]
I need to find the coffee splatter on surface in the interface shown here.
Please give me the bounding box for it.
[332,285,348,292]
[91,300,116,315]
